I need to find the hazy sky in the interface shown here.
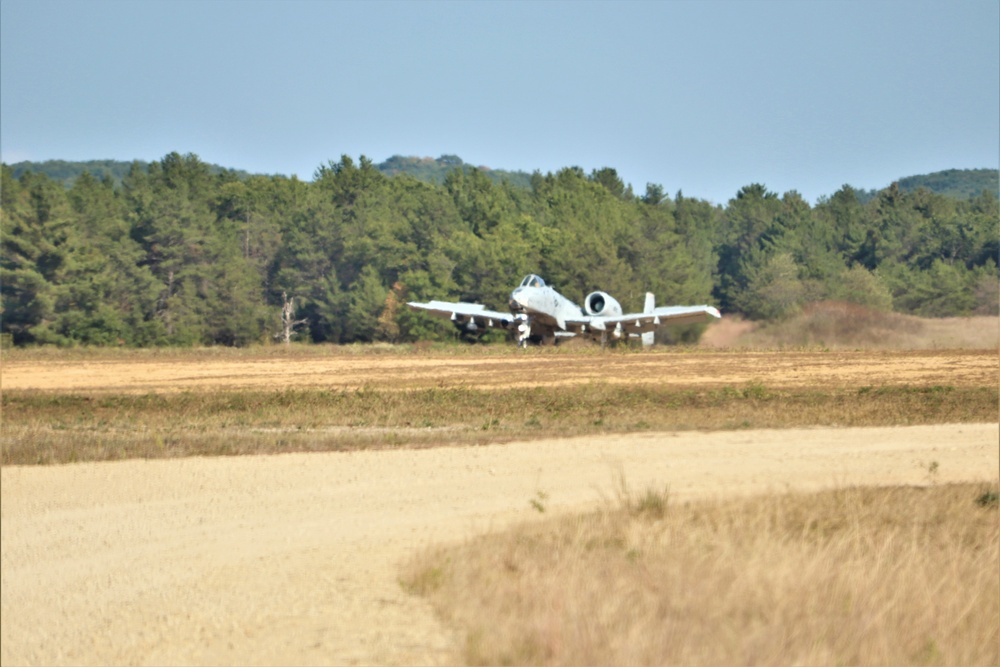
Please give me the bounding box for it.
[2,0,997,204]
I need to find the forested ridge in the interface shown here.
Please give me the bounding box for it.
[1,152,997,347]
[7,159,254,188]
[7,155,531,190]
[10,156,995,199]
[897,169,999,200]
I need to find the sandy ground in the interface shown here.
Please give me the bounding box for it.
[2,424,997,666]
[2,350,998,665]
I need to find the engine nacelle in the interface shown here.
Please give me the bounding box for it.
[583,291,623,317]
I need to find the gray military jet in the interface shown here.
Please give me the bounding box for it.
[407,274,721,347]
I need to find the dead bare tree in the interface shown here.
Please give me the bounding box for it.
[276,291,308,345]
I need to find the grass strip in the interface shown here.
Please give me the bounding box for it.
[2,383,995,465]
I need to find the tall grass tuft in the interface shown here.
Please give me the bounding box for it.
[402,482,1000,666]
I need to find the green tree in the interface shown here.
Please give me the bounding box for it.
[530,168,635,304]
[1,169,75,344]
[590,167,631,200]
[715,184,784,312]
[814,185,869,264]
[270,179,344,343]
[880,259,980,317]
[733,250,806,320]
[59,171,163,344]
[123,153,271,345]
[341,265,386,342]
[642,183,665,206]
[829,264,893,311]
[972,262,999,315]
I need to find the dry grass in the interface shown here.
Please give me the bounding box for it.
[2,345,995,465]
[704,303,999,350]
[402,481,1000,666]
[0,339,623,363]
[3,383,995,465]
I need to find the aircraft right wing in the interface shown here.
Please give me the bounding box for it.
[406,300,518,331]
[644,304,722,328]
[562,305,719,333]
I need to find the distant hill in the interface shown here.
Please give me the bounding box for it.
[375,154,533,189]
[896,168,998,200]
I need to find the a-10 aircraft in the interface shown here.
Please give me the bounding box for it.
[407,274,721,347]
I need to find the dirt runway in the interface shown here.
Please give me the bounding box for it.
[2,424,997,666]
[2,349,996,393]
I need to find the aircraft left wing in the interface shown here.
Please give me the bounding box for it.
[406,300,517,330]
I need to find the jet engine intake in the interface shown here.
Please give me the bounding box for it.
[583,291,623,317]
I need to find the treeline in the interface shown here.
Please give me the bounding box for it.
[7,154,530,190]
[6,159,254,189]
[1,152,997,347]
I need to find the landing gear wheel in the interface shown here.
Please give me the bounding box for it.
[516,316,531,348]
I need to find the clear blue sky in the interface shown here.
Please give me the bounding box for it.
[2,0,997,204]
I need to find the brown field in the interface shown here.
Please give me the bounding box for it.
[3,348,996,465]
[2,347,998,665]
[2,347,997,394]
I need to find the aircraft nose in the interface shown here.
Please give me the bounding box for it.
[509,287,527,312]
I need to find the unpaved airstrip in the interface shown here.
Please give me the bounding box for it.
[2,350,998,666]
[2,348,996,393]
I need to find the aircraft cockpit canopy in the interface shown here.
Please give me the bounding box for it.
[520,274,546,288]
